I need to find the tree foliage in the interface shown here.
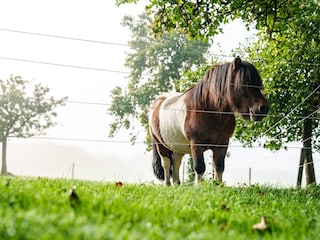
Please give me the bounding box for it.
[116,0,299,40]
[0,75,67,174]
[108,14,210,143]
[233,1,320,151]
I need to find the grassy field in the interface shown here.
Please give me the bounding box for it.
[0,176,319,239]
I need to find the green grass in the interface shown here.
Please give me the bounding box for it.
[0,176,319,239]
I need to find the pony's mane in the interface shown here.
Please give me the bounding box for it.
[185,59,263,111]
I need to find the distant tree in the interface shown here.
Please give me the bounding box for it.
[0,76,67,175]
[108,14,211,144]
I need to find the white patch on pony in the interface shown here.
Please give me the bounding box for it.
[158,92,191,154]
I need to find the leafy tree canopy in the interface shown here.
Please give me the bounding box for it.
[116,0,302,41]
[233,1,320,151]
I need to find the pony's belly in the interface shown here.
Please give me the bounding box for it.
[159,115,191,153]
[158,93,191,154]
[161,132,191,154]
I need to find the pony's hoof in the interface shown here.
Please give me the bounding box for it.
[173,180,181,185]
[164,181,171,187]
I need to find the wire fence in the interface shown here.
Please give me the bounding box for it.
[1,27,319,185]
[1,27,320,67]
[9,135,315,151]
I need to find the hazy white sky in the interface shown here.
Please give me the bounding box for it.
[0,0,318,186]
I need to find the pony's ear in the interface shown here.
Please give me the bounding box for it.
[232,57,243,71]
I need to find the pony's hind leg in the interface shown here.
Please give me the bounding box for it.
[171,153,184,185]
[154,142,173,186]
[160,156,172,186]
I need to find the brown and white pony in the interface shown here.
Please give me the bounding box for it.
[149,57,269,186]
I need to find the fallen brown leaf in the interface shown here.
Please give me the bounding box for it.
[220,204,230,211]
[252,216,268,231]
[115,181,123,187]
[219,223,228,231]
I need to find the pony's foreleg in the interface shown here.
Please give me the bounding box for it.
[172,153,184,185]
[191,145,206,185]
[160,156,172,186]
[212,148,227,182]
[213,169,223,182]
[195,172,202,185]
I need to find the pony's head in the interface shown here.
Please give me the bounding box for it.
[186,57,269,121]
[226,57,269,121]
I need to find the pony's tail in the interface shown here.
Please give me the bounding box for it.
[152,143,164,180]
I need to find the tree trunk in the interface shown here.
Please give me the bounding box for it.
[1,138,8,174]
[301,118,316,186]
[305,147,316,185]
[296,149,305,188]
